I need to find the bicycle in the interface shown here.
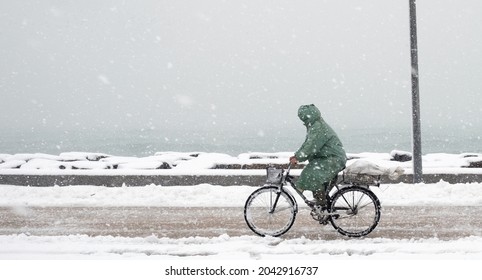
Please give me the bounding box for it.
[244,163,381,237]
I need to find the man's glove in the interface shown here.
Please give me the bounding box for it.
[289,156,298,165]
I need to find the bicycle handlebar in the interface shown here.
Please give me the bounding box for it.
[286,162,292,176]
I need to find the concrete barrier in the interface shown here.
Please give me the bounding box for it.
[1,173,481,187]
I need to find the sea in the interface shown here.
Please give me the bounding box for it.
[1,124,480,157]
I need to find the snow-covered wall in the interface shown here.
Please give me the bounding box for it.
[1,151,481,171]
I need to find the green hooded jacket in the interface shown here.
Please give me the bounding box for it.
[294,104,347,191]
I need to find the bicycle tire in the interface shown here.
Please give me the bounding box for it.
[329,186,381,237]
[244,186,297,237]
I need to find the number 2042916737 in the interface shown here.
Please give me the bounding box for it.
[257,266,318,276]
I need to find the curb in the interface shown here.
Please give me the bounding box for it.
[1,173,481,187]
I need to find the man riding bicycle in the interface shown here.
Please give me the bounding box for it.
[289,104,347,208]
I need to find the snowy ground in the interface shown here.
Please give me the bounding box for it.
[1,181,482,208]
[1,181,482,260]
[2,233,482,260]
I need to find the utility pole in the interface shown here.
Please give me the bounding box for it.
[409,0,423,183]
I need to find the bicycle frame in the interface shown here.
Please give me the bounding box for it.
[265,163,317,213]
[271,163,358,214]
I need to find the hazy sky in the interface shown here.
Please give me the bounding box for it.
[1,0,481,154]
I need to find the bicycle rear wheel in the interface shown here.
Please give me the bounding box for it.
[329,186,381,237]
[244,186,297,237]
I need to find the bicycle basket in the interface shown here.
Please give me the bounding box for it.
[266,166,283,184]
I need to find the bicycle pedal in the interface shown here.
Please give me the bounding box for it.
[310,210,321,220]
[310,209,329,225]
[315,214,329,225]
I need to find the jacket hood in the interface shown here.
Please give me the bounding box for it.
[297,104,322,126]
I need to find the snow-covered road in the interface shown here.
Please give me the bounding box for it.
[1,182,482,259]
[1,206,481,240]
[2,233,482,260]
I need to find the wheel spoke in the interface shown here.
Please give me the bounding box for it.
[272,206,293,213]
[354,192,365,209]
[352,192,355,209]
[358,200,375,211]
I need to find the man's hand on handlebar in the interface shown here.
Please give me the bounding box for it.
[289,156,298,165]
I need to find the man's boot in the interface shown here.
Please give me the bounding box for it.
[310,188,329,224]
[312,189,327,209]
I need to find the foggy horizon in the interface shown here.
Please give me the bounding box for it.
[1,0,481,155]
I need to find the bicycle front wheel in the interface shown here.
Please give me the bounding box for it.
[329,186,381,237]
[244,186,297,237]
